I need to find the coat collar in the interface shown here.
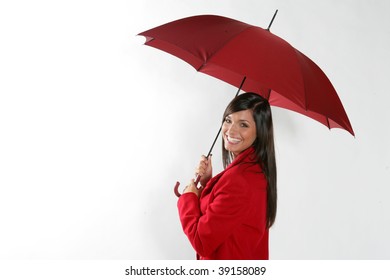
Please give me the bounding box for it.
[201,147,256,198]
[227,146,256,169]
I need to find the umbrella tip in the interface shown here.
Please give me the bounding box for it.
[267,9,279,31]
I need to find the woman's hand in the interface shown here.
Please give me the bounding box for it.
[182,155,212,198]
[183,179,204,198]
[195,155,212,187]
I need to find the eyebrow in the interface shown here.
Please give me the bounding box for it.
[240,120,253,126]
[226,116,252,123]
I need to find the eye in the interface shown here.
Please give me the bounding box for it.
[224,117,232,124]
[240,123,249,128]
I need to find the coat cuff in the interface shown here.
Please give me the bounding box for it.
[177,192,201,234]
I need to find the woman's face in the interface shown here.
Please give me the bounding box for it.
[222,109,257,157]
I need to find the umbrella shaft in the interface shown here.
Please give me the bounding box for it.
[204,76,246,158]
[174,77,246,198]
[267,9,279,31]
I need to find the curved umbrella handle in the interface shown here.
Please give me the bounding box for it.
[174,175,201,197]
[174,181,181,197]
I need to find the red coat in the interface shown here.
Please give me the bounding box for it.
[177,147,269,260]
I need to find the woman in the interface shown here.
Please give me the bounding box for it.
[177,92,277,260]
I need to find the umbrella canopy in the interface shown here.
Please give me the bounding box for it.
[138,14,354,136]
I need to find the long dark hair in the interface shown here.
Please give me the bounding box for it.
[222,92,277,228]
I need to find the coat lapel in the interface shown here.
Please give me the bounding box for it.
[200,147,255,199]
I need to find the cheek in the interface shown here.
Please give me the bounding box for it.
[221,123,228,134]
[246,129,257,144]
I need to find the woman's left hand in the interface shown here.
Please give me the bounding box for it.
[183,179,203,198]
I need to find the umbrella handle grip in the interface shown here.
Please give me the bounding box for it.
[174,175,201,197]
[174,181,181,197]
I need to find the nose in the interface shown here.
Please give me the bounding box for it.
[226,123,238,135]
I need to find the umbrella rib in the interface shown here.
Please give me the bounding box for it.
[266,88,271,100]
[196,63,206,72]
[326,116,331,129]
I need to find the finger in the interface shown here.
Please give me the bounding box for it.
[196,162,207,173]
[195,167,204,175]
[200,155,208,164]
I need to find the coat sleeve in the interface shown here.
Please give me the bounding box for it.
[177,174,251,257]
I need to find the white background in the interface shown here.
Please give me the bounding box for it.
[0,0,389,260]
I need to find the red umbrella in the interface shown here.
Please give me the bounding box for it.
[138,13,354,135]
[138,12,354,196]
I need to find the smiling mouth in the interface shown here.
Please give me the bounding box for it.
[225,135,241,144]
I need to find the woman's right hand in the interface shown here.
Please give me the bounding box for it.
[195,155,212,187]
